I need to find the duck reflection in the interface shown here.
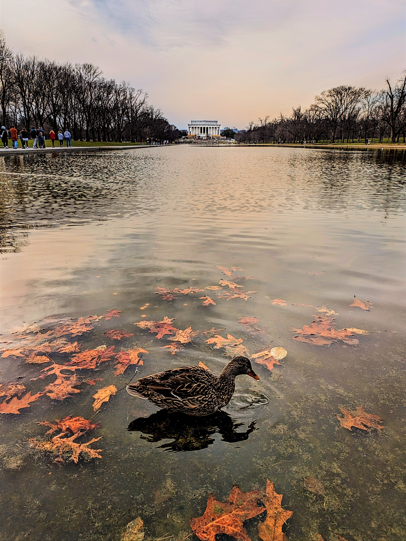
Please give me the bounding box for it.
[128,409,257,452]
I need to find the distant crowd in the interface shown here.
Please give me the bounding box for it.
[0,126,72,150]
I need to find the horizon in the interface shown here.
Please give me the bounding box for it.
[1,0,405,130]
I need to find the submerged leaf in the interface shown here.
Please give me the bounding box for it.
[101,309,121,320]
[169,327,199,344]
[191,485,265,541]
[252,349,282,371]
[0,392,44,414]
[162,343,185,355]
[206,334,243,349]
[349,297,373,311]
[258,479,293,541]
[40,415,100,436]
[200,296,216,306]
[272,299,287,306]
[115,348,147,376]
[337,406,384,431]
[105,330,134,340]
[92,385,117,411]
[292,315,369,346]
[0,382,26,401]
[29,432,102,464]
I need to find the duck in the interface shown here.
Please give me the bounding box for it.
[126,356,259,416]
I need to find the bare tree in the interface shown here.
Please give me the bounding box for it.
[381,73,406,142]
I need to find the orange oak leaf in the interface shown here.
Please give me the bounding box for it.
[1,348,29,358]
[224,344,250,358]
[114,348,147,376]
[272,299,287,306]
[315,305,337,317]
[191,485,265,541]
[136,317,178,339]
[162,343,185,355]
[104,329,135,340]
[92,385,117,411]
[50,339,81,353]
[101,309,121,320]
[238,317,265,335]
[169,327,199,344]
[156,287,175,301]
[337,406,384,431]
[40,415,100,436]
[349,296,373,311]
[54,317,94,337]
[173,287,205,295]
[0,392,44,414]
[0,382,26,400]
[206,334,243,349]
[258,479,293,541]
[292,315,369,346]
[252,349,281,371]
[205,286,222,290]
[29,432,102,463]
[239,317,259,326]
[69,346,116,369]
[216,265,234,276]
[26,353,51,364]
[34,363,81,400]
[219,279,242,289]
[200,296,216,306]
[203,327,224,336]
[217,290,256,301]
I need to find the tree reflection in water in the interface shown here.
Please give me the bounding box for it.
[128,410,257,452]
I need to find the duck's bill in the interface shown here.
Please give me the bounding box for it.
[248,371,260,380]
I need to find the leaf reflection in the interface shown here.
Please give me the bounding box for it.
[127,410,257,452]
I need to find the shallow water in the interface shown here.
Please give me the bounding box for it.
[0,147,405,541]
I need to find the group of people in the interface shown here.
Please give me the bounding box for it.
[0,127,72,149]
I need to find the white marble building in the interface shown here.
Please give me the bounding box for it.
[188,120,221,137]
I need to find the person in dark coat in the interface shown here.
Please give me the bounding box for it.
[31,127,38,148]
[1,126,8,148]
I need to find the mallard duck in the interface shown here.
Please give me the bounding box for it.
[126,356,259,416]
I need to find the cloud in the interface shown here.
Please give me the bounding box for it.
[63,0,300,49]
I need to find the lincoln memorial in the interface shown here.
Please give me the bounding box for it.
[188,120,221,138]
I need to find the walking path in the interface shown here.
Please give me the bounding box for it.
[0,144,160,156]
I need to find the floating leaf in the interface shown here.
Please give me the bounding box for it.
[205,285,222,290]
[292,316,369,346]
[1,348,28,358]
[252,348,282,371]
[217,290,256,301]
[40,415,100,436]
[135,317,178,339]
[101,309,121,320]
[206,334,243,349]
[54,317,94,337]
[272,299,287,306]
[0,382,26,401]
[155,287,175,301]
[169,327,199,344]
[200,296,216,306]
[216,265,234,276]
[162,343,185,355]
[258,479,293,541]
[349,297,373,311]
[69,346,116,370]
[105,330,135,340]
[115,348,147,376]
[26,353,50,364]
[315,305,337,317]
[238,317,259,326]
[92,385,117,411]
[191,485,265,541]
[0,392,44,414]
[203,327,224,336]
[219,279,242,289]
[337,406,384,431]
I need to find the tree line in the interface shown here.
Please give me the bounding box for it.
[0,33,181,143]
[236,72,406,145]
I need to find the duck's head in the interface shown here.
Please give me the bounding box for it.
[224,356,259,380]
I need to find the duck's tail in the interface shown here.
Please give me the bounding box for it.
[126,384,147,399]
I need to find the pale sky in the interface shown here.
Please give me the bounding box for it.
[1,0,405,129]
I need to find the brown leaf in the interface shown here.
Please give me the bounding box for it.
[349,296,373,311]
[205,285,223,290]
[200,296,216,306]
[191,485,265,541]
[216,265,234,276]
[205,334,243,349]
[26,353,51,364]
[173,287,204,295]
[292,316,369,346]
[303,477,325,495]
[203,327,224,336]
[238,317,259,326]
[272,299,287,306]
[69,346,116,370]
[219,279,242,289]
[105,329,135,340]
[315,306,337,317]
[92,385,117,411]
[217,290,256,301]
[162,343,185,355]
[1,348,29,358]
[135,316,178,339]
[54,317,94,337]
[155,287,175,301]
[337,406,384,431]
[35,363,81,401]
[0,382,26,400]
[114,348,147,376]
[169,327,199,344]
[40,415,100,436]
[0,392,44,414]
[252,349,281,371]
[29,432,102,463]
[258,479,293,541]
[101,309,121,320]
[224,344,250,358]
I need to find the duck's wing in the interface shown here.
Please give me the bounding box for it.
[130,366,217,401]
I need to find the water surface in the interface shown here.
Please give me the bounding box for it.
[0,147,405,541]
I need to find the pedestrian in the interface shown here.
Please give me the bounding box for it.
[64,128,72,148]
[20,127,29,149]
[49,129,56,147]
[58,130,64,146]
[31,126,38,148]
[1,126,8,148]
[37,127,45,148]
[10,126,18,149]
